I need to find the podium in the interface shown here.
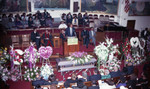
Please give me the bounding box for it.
[64,37,79,56]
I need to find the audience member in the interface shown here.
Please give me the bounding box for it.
[126,73,137,89]
[126,62,134,75]
[89,27,96,46]
[101,69,111,79]
[66,12,73,25]
[81,28,89,48]
[58,21,68,29]
[34,17,41,28]
[89,69,101,81]
[116,76,127,88]
[15,17,23,29]
[31,27,41,50]
[42,29,54,47]
[21,17,28,28]
[64,73,77,88]
[65,24,76,37]
[35,84,42,89]
[40,15,46,27]
[88,80,99,89]
[78,13,84,26]
[45,17,53,27]
[83,12,89,26]
[110,66,122,78]
[48,74,58,84]
[28,17,34,28]
[137,72,149,89]
[7,18,16,30]
[72,16,78,26]
[72,79,87,89]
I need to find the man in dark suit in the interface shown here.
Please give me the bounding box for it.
[81,28,89,48]
[31,27,41,50]
[65,24,76,37]
[89,69,101,81]
[41,29,54,47]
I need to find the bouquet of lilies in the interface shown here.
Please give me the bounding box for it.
[66,51,94,64]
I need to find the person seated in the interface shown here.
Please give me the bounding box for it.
[88,80,99,89]
[77,75,86,82]
[42,30,54,47]
[81,28,89,48]
[34,17,41,28]
[137,72,149,89]
[48,74,58,84]
[15,17,23,29]
[83,12,89,26]
[101,69,111,80]
[89,27,96,46]
[126,62,134,75]
[64,73,77,88]
[126,73,137,89]
[82,71,89,81]
[110,66,122,78]
[72,16,78,26]
[28,17,34,28]
[60,30,66,44]
[58,21,68,29]
[7,18,16,30]
[116,76,127,88]
[72,79,87,89]
[21,17,28,29]
[121,67,128,76]
[89,69,101,81]
[35,84,42,89]
[31,27,41,50]
[66,12,73,25]
[45,17,53,27]
[65,24,76,37]
[40,13,46,27]
[78,13,84,26]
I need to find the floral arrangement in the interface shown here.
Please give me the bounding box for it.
[24,45,39,68]
[9,46,24,67]
[66,51,94,64]
[0,47,10,64]
[123,37,145,66]
[9,67,21,81]
[94,37,121,75]
[23,66,39,81]
[40,64,54,80]
[0,65,10,81]
[122,38,131,56]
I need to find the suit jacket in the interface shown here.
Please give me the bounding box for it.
[31,32,40,42]
[110,70,122,78]
[73,86,87,89]
[89,30,96,39]
[81,30,89,38]
[65,27,76,37]
[89,74,101,81]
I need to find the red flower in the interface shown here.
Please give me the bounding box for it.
[18,59,21,62]
[14,59,17,61]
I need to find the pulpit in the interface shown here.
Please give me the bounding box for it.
[64,37,79,55]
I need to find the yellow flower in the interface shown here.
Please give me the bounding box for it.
[5,48,7,51]
[126,60,128,62]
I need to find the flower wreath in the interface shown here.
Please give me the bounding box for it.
[66,51,94,64]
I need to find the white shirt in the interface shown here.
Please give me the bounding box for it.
[58,23,67,29]
[91,30,94,36]
[70,27,73,36]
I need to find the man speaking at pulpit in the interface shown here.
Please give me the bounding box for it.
[65,24,76,37]
[64,24,79,55]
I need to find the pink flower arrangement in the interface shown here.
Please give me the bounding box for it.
[9,67,21,81]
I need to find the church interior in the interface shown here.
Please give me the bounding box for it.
[0,0,150,89]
